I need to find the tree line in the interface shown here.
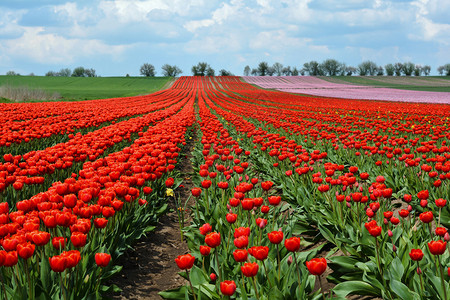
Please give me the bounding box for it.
[244,60,450,76]
[4,61,450,77]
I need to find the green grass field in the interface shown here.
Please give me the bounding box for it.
[0,76,172,102]
[320,76,450,92]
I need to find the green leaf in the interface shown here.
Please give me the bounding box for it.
[159,286,188,299]
[390,257,405,281]
[333,281,379,298]
[189,265,209,286]
[391,280,420,300]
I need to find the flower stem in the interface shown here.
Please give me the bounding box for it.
[437,256,448,300]
[252,276,260,300]
[186,269,197,300]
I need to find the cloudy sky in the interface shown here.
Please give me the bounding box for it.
[0,0,449,76]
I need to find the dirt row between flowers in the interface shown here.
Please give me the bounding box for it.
[107,134,196,299]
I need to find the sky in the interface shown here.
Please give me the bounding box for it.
[0,0,449,76]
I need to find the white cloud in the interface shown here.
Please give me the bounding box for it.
[0,27,128,64]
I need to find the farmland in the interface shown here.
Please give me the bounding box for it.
[0,76,449,299]
[0,76,172,102]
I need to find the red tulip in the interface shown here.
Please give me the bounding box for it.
[220,280,236,296]
[268,230,284,244]
[419,211,433,223]
[175,253,195,270]
[17,242,35,260]
[234,236,249,249]
[234,227,250,238]
[409,249,424,261]
[248,246,269,261]
[199,223,212,236]
[32,231,51,246]
[49,255,67,272]
[428,240,447,255]
[191,188,202,197]
[284,237,301,252]
[205,232,221,248]
[226,213,237,224]
[95,253,111,267]
[241,262,259,277]
[52,237,66,250]
[4,251,18,267]
[233,249,248,262]
[94,218,108,229]
[306,258,327,275]
[200,245,211,256]
[70,232,87,248]
[435,198,447,207]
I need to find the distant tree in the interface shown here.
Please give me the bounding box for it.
[28,73,35,76]
[218,69,233,76]
[161,64,182,77]
[272,62,283,76]
[243,65,251,76]
[59,68,71,77]
[45,71,57,76]
[266,66,275,76]
[376,66,384,76]
[358,60,378,76]
[394,63,403,76]
[414,65,422,76]
[84,68,97,77]
[299,68,305,76]
[6,70,20,76]
[206,66,215,76]
[303,61,322,76]
[250,68,258,76]
[126,74,130,77]
[321,59,343,76]
[292,67,299,76]
[345,66,356,76]
[140,63,156,77]
[385,64,395,76]
[192,62,210,76]
[422,65,431,76]
[438,64,450,76]
[257,62,269,76]
[282,66,292,76]
[72,67,86,77]
[402,62,415,76]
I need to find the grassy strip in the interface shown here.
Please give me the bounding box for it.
[0,76,171,102]
[320,76,450,92]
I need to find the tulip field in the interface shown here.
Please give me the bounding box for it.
[0,76,450,299]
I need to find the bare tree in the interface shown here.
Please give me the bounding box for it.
[272,62,283,76]
[394,63,403,76]
[282,66,292,76]
[257,62,269,76]
[321,59,343,76]
[161,64,182,77]
[358,61,378,76]
[218,69,233,76]
[385,64,394,76]
[402,62,415,76]
[302,61,322,76]
[243,65,251,76]
[140,63,156,77]
[422,65,431,76]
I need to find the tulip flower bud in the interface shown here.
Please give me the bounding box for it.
[384,218,388,225]
[407,205,413,212]
[359,186,363,192]
[420,200,428,208]
[227,204,231,210]
[287,255,293,265]
[210,273,217,282]
[388,230,393,237]
[346,202,351,208]
[393,245,397,252]
[445,232,450,242]
[417,267,422,275]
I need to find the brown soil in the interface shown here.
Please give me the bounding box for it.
[107,132,196,299]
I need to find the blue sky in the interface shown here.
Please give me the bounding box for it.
[0,0,449,76]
